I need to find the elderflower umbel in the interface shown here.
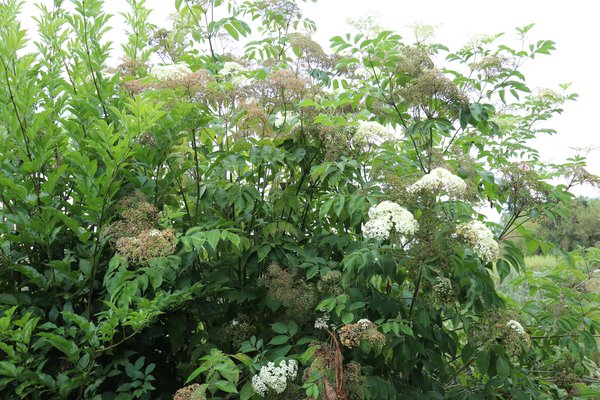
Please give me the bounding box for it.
[251,360,298,396]
[314,315,330,330]
[506,320,526,336]
[363,201,418,241]
[219,61,249,86]
[353,121,396,146]
[455,220,500,264]
[406,167,467,199]
[150,63,192,81]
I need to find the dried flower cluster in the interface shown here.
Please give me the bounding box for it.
[151,63,192,82]
[303,342,366,400]
[221,316,256,350]
[103,194,159,244]
[259,264,318,323]
[406,167,467,199]
[469,55,512,77]
[338,319,386,349]
[455,220,500,264]
[173,383,205,400]
[400,69,468,116]
[251,359,298,396]
[363,201,418,241]
[116,228,177,266]
[472,311,530,356]
[500,162,550,213]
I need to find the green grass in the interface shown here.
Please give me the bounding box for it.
[524,255,560,271]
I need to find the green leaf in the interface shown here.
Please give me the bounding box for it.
[476,351,490,375]
[271,322,288,334]
[232,353,254,371]
[205,230,221,252]
[224,23,239,40]
[0,361,18,377]
[341,312,354,324]
[287,321,298,337]
[268,345,292,359]
[269,335,289,345]
[257,244,271,262]
[496,259,510,283]
[333,195,345,217]
[240,381,255,400]
[37,333,79,362]
[214,380,238,393]
[496,356,510,379]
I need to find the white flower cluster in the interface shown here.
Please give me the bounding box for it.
[220,61,246,76]
[363,201,418,241]
[314,315,330,330]
[353,121,396,146]
[406,167,467,199]
[506,320,526,336]
[456,220,500,264]
[251,359,297,396]
[356,318,374,329]
[150,63,192,82]
[219,61,249,86]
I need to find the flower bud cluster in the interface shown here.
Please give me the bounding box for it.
[455,220,500,264]
[251,359,298,396]
[363,201,418,241]
[433,277,453,297]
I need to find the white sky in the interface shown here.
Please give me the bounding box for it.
[18,0,600,196]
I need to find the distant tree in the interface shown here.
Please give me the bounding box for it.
[535,197,600,251]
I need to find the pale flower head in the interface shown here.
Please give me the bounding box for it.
[252,359,297,396]
[314,315,330,330]
[219,61,250,86]
[506,319,526,336]
[363,201,418,241]
[406,167,467,199]
[150,63,192,82]
[353,121,396,146]
[456,220,500,264]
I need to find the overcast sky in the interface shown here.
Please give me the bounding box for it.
[19,0,599,196]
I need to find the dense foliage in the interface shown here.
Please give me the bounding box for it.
[1,0,600,399]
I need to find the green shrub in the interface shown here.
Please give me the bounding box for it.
[1,0,599,399]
